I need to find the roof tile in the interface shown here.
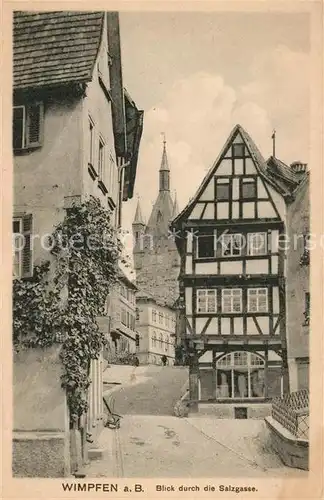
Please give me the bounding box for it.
[13,11,104,90]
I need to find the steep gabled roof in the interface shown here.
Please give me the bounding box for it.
[171,124,305,226]
[13,11,104,90]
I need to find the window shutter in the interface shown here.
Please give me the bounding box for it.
[22,214,33,278]
[13,106,25,149]
[26,102,44,147]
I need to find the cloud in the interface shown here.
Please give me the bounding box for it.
[122,45,309,243]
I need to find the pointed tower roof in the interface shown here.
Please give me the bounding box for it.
[133,199,145,225]
[160,135,170,172]
[171,192,179,219]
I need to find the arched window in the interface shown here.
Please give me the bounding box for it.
[152,332,156,348]
[216,351,265,400]
[159,333,163,348]
[164,335,168,352]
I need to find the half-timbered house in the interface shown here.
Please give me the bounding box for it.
[171,124,308,418]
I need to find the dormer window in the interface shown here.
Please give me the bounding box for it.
[13,102,44,151]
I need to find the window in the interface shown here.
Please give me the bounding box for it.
[248,288,268,313]
[12,215,33,278]
[98,138,105,180]
[221,233,242,256]
[121,308,127,326]
[300,234,310,266]
[197,231,216,259]
[152,332,157,348]
[165,336,168,352]
[197,289,217,313]
[13,102,44,150]
[241,178,256,199]
[303,292,310,326]
[216,178,230,200]
[159,312,163,324]
[216,351,265,399]
[222,289,242,313]
[248,233,267,256]
[152,309,157,323]
[233,144,245,158]
[159,333,163,347]
[88,118,95,168]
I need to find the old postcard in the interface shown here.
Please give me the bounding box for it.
[1,0,323,499]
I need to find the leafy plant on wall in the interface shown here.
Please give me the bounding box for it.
[13,197,122,422]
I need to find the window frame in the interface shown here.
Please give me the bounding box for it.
[247,232,267,256]
[247,288,268,313]
[13,102,44,151]
[215,177,231,201]
[197,230,216,259]
[196,289,217,314]
[12,214,33,279]
[221,233,243,257]
[241,177,257,200]
[232,143,245,158]
[222,288,242,313]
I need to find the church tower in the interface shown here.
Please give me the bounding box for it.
[132,138,180,307]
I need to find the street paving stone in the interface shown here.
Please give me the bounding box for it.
[86,415,307,478]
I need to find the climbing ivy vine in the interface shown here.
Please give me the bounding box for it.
[13,197,122,422]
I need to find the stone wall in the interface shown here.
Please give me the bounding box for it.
[13,346,70,477]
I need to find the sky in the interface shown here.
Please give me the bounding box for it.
[118,9,310,252]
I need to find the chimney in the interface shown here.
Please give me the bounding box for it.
[290,161,307,175]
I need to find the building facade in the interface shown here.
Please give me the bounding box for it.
[286,172,310,392]
[104,269,138,362]
[12,11,143,476]
[171,124,308,418]
[136,290,176,365]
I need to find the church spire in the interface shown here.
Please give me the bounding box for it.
[159,134,170,192]
[171,191,179,218]
[133,198,145,225]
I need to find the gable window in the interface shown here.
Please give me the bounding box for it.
[241,178,256,199]
[12,215,33,278]
[197,289,217,313]
[232,143,245,158]
[216,178,230,200]
[197,230,216,259]
[222,289,242,313]
[13,102,44,150]
[248,288,268,313]
[248,233,267,256]
[221,233,243,256]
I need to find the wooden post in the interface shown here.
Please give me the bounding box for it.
[212,349,217,399]
[282,349,290,394]
[189,352,199,412]
[264,345,269,399]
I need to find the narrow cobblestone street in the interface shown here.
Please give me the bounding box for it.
[84,365,307,479]
[85,415,307,478]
